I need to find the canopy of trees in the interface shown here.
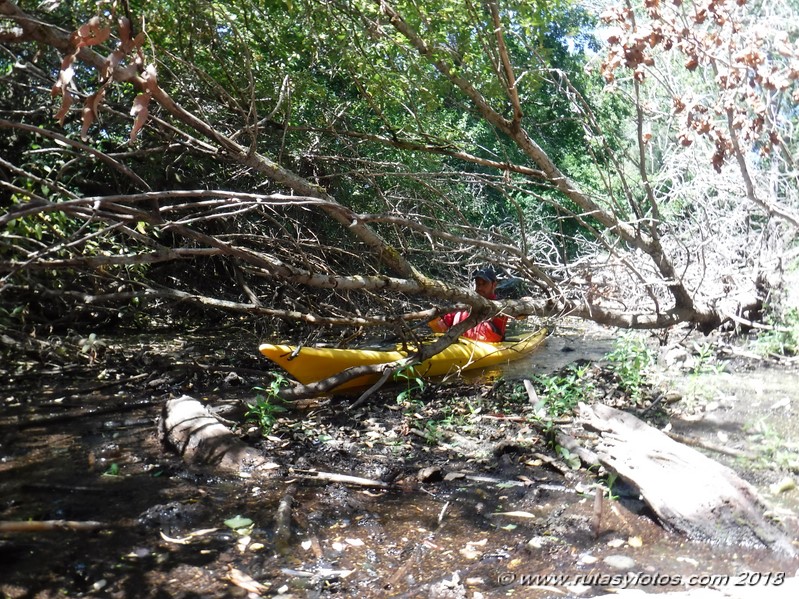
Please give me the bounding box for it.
[1,0,798,345]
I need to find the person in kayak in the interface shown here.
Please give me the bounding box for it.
[428,267,508,342]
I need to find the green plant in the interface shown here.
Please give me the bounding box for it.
[422,419,443,446]
[689,342,727,375]
[531,363,594,418]
[0,304,27,326]
[555,445,581,469]
[604,472,620,500]
[756,307,799,357]
[395,365,426,404]
[744,419,799,471]
[245,376,288,435]
[605,333,654,402]
[79,333,106,362]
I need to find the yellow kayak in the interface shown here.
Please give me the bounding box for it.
[259,328,548,391]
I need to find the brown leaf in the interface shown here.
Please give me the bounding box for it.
[102,49,124,80]
[54,89,73,126]
[119,17,131,45]
[225,566,268,595]
[77,16,101,38]
[52,64,75,94]
[60,53,75,71]
[775,35,793,58]
[694,119,711,134]
[142,64,158,90]
[75,17,111,47]
[80,105,95,139]
[648,30,663,48]
[129,92,151,142]
[84,26,111,47]
[712,150,724,172]
[694,9,706,25]
[132,32,146,49]
[81,88,106,139]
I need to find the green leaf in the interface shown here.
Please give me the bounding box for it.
[224,515,253,530]
[103,463,120,476]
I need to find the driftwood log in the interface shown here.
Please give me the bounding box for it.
[160,395,280,476]
[581,403,797,556]
[160,396,391,489]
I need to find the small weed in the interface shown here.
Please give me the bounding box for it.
[245,375,288,435]
[744,419,799,471]
[691,342,725,375]
[756,307,799,357]
[0,304,27,325]
[395,365,426,404]
[422,420,443,445]
[530,362,594,418]
[79,332,106,362]
[605,332,654,401]
[555,445,581,469]
[604,472,620,500]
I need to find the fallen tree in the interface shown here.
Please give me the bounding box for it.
[1,0,797,373]
[581,403,798,556]
[160,395,280,476]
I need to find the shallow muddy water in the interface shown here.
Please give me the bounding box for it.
[2,326,799,597]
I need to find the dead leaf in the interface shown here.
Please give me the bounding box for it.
[488,511,536,519]
[81,88,106,138]
[159,527,218,545]
[236,535,251,553]
[129,92,151,142]
[54,88,73,126]
[75,17,111,48]
[102,49,125,80]
[119,17,131,45]
[226,566,268,595]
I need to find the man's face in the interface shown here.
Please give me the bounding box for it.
[474,276,497,298]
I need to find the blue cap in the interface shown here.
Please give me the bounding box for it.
[472,267,497,283]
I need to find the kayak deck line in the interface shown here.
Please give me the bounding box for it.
[259,328,548,392]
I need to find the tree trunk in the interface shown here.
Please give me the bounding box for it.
[581,403,797,556]
[159,395,280,476]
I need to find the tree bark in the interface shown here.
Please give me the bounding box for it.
[159,395,280,476]
[581,403,797,556]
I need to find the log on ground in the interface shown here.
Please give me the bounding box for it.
[160,395,280,476]
[580,402,797,556]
